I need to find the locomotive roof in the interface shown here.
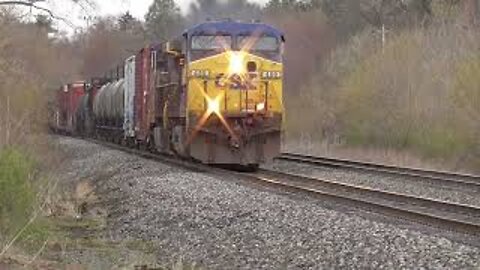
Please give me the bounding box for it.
[184,21,284,40]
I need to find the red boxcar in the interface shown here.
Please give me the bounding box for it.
[54,82,85,134]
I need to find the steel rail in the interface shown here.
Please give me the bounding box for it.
[76,137,480,237]
[247,169,480,236]
[279,153,480,190]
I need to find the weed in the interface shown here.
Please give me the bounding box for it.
[0,148,36,243]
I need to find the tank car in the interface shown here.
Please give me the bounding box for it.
[92,79,126,142]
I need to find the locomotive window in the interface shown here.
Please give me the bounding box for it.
[191,35,232,50]
[237,36,279,52]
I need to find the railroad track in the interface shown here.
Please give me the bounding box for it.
[278,153,480,190]
[77,137,480,237]
[246,169,480,236]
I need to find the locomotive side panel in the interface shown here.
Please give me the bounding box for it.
[151,43,188,154]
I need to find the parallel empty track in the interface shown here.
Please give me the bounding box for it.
[278,153,480,191]
[246,169,480,236]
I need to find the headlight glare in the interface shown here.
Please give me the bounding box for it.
[256,102,265,111]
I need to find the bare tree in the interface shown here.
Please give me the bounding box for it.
[463,0,479,26]
[0,0,95,27]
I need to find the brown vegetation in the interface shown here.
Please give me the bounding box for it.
[265,8,336,93]
[0,13,56,148]
[283,12,480,172]
[79,16,146,78]
[0,5,146,265]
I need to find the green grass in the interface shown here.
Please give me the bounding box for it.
[0,148,36,242]
[0,147,206,268]
[0,148,57,255]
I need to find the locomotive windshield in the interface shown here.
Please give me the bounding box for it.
[237,36,279,52]
[191,35,232,50]
[189,33,282,61]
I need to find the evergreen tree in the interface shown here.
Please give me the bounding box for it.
[187,0,262,24]
[264,0,315,13]
[118,12,134,31]
[145,0,185,41]
[35,14,55,33]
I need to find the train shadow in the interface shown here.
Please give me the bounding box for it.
[213,164,259,173]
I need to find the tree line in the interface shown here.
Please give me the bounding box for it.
[143,0,478,42]
[2,0,477,51]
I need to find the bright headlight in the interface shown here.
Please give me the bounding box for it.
[228,52,245,75]
[207,96,221,115]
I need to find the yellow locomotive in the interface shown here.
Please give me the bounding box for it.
[181,21,285,167]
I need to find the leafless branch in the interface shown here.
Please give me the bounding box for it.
[70,0,95,14]
[0,0,75,28]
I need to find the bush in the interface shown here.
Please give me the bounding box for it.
[0,148,36,244]
[286,21,480,170]
[336,26,478,160]
[284,30,377,143]
[265,8,336,96]
[453,54,480,124]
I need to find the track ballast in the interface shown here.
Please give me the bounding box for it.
[278,153,480,191]
[77,137,480,237]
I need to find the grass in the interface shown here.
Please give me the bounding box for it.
[0,149,200,269]
[0,147,59,260]
[0,148,36,244]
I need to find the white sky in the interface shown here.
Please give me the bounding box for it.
[97,0,270,18]
[35,0,269,34]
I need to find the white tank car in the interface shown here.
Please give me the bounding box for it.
[93,80,125,124]
[112,79,125,122]
[93,83,110,121]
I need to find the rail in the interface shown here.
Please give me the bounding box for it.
[69,137,480,237]
[278,153,480,190]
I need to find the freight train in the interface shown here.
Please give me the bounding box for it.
[49,20,285,169]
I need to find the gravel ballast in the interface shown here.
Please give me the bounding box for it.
[265,159,480,208]
[56,137,480,269]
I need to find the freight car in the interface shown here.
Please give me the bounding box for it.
[52,20,285,168]
[49,82,86,135]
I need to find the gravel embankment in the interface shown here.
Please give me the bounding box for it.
[265,160,480,208]
[56,137,480,269]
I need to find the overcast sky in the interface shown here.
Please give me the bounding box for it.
[40,0,269,34]
[107,0,270,17]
